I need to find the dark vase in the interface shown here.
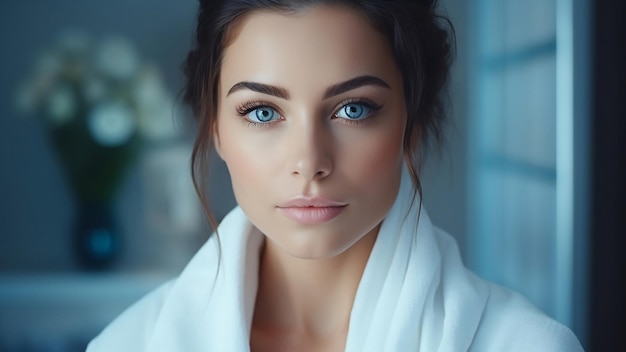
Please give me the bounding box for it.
[73,200,121,270]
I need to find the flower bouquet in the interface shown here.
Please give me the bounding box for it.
[16,31,177,269]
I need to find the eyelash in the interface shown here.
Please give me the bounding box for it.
[235,101,279,128]
[334,98,382,126]
[235,98,383,128]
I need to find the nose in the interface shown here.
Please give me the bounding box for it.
[289,120,333,181]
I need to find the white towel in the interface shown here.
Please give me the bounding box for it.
[88,172,583,351]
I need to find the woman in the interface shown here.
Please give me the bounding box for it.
[88,0,583,351]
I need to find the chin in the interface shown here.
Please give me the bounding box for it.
[269,231,348,259]
[266,222,379,260]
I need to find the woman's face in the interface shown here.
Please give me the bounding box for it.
[216,5,407,259]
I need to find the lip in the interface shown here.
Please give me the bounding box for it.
[278,197,347,208]
[277,197,348,224]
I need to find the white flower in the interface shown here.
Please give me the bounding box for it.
[35,51,62,77]
[133,66,180,141]
[95,37,139,80]
[46,84,77,125]
[136,94,179,141]
[82,75,107,103]
[26,52,63,102]
[133,65,165,108]
[55,31,90,81]
[87,101,136,147]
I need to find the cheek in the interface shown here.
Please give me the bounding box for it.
[357,135,403,169]
[217,124,280,207]
[339,123,405,188]
[217,122,252,192]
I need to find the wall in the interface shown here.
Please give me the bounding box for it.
[422,0,469,253]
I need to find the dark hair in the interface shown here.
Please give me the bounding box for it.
[182,0,455,230]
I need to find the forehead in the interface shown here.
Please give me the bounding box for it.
[220,5,401,96]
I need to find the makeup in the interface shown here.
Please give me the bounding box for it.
[277,205,346,225]
[277,197,347,225]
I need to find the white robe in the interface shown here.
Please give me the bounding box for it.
[87,174,583,351]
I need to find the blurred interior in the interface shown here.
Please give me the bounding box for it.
[0,0,624,351]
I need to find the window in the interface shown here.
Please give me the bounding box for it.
[467,0,588,335]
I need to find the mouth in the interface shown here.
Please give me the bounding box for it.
[276,197,348,224]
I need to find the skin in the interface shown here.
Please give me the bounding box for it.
[215,4,407,351]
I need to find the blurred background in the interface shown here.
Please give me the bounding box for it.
[0,0,623,351]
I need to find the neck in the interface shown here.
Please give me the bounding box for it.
[252,224,379,338]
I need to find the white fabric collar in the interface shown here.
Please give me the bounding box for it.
[144,171,490,351]
[90,167,584,351]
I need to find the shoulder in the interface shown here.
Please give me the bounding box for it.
[471,284,583,351]
[86,279,175,352]
[429,227,584,351]
[86,206,252,351]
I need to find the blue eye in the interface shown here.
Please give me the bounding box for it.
[335,103,373,120]
[248,106,279,123]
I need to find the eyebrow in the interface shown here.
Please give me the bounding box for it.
[323,75,390,99]
[227,81,289,99]
[226,75,390,100]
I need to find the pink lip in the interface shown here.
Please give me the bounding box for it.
[277,197,347,224]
